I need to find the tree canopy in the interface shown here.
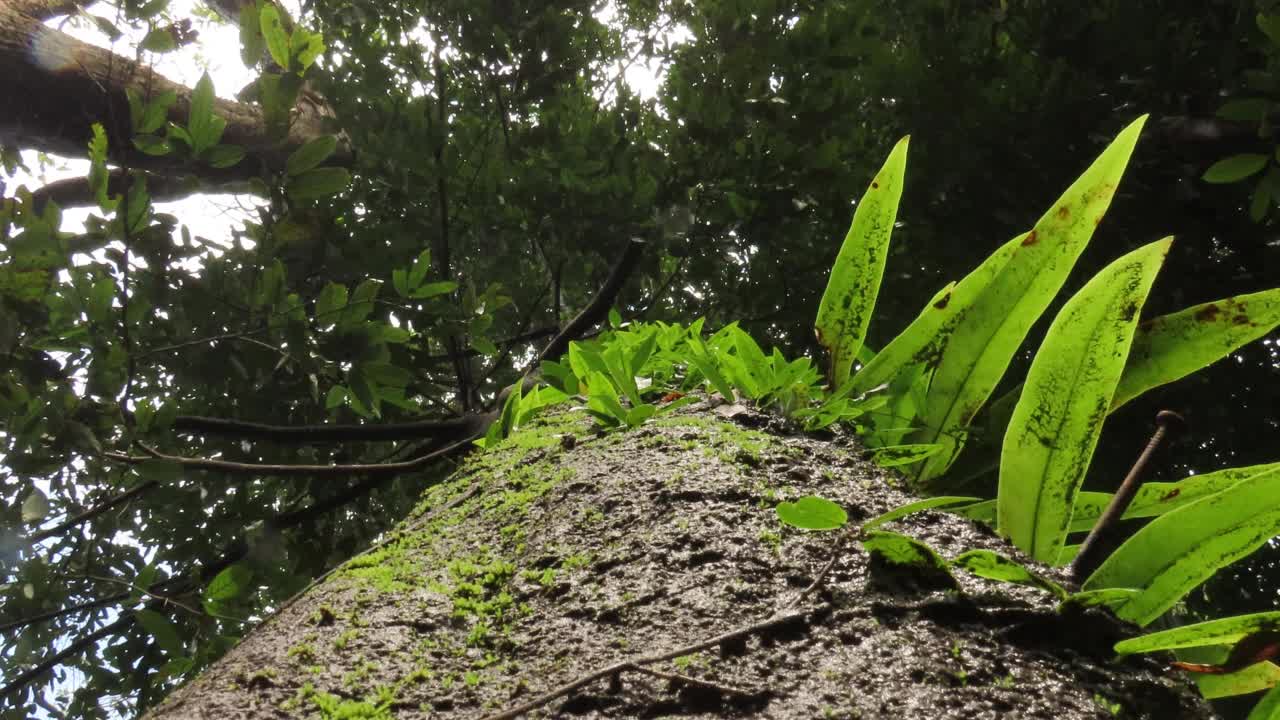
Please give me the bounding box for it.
[1,0,1278,717]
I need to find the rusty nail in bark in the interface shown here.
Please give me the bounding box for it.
[1069,410,1186,582]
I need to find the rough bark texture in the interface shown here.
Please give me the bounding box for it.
[0,1,345,184]
[145,402,1216,719]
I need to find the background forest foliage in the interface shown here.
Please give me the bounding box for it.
[1,0,1279,717]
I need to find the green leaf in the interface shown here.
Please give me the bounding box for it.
[860,530,950,572]
[815,136,908,389]
[1112,288,1280,410]
[340,279,380,327]
[911,116,1149,484]
[1218,98,1270,124]
[325,385,347,410]
[1203,154,1269,184]
[1200,662,1280,701]
[407,249,432,289]
[776,495,848,530]
[239,2,266,67]
[347,366,379,418]
[187,72,216,153]
[315,282,348,323]
[286,135,338,176]
[1084,467,1280,625]
[21,488,49,523]
[625,403,657,428]
[88,275,115,324]
[1058,588,1141,612]
[133,135,172,156]
[140,26,177,53]
[286,167,351,200]
[1067,463,1280,533]
[259,3,291,71]
[1115,611,1280,655]
[204,563,253,604]
[998,238,1171,562]
[134,609,183,656]
[360,361,410,388]
[411,280,457,299]
[998,238,1172,558]
[869,443,943,468]
[586,371,627,426]
[608,307,622,328]
[951,549,1066,599]
[292,27,325,70]
[203,144,244,169]
[861,496,980,531]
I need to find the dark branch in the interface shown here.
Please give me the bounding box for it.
[169,413,483,443]
[536,237,646,365]
[30,170,262,214]
[103,426,485,476]
[12,0,88,21]
[0,614,132,703]
[27,480,158,544]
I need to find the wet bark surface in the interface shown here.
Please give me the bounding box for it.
[146,401,1214,719]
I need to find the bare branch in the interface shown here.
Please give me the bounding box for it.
[29,169,263,213]
[0,614,132,703]
[27,480,158,544]
[102,428,485,476]
[536,237,646,365]
[169,413,483,444]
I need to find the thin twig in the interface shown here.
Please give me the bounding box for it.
[27,479,158,544]
[624,663,756,697]
[480,607,813,720]
[0,615,131,702]
[102,431,484,477]
[167,413,484,443]
[535,237,646,365]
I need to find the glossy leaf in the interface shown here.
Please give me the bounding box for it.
[1067,463,1280,533]
[259,4,291,70]
[861,496,980,531]
[999,238,1171,562]
[776,495,848,530]
[286,167,351,200]
[869,443,943,468]
[135,609,183,656]
[1112,288,1280,410]
[861,530,951,573]
[286,135,339,177]
[913,116,1149,483]
[187,72,216,153]
[1197,659,1280,699]
[1115,611,1280,654]
[951,549,1066,599]
[1085,467,1280,625]
[1246,680,1280,718]
[1203,154,1269,184]
[815,136,908,389]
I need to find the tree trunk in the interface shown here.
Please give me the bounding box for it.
[144,403,1214,719]
[0,1,344,191]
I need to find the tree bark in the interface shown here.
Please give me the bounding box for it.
[0,1,346,189]
[143,403,1214,719]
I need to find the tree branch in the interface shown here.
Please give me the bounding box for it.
[536,237,646,365]
[168,413,483,444]
[0,614,132,703]
[103,427,485,476]
[27,479,158,544]
[12,0,89,21]
[29,170,262,213]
